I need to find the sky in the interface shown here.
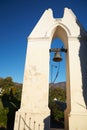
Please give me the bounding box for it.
[0,0,87,83]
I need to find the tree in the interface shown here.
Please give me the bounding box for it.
[0,78,4,88]
[49,86,66,128]
[0,77,22,129]
[3,77,14,88]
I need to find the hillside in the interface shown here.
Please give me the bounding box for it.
[49,82,66,90]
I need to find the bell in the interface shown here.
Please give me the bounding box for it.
[53,52,62,62]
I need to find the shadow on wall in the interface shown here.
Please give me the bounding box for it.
[44,116,50,130]
[78,21,87,108]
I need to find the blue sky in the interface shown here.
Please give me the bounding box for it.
[0,0,87,83]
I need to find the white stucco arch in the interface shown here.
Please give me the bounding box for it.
[47,23,71,40]
[49,24,71,130]
[50,24,69,45]
[14,8,87,130]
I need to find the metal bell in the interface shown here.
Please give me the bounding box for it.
[53,52,62,62]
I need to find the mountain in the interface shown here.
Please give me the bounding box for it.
[49,81,66,90]
[14,82,22,88]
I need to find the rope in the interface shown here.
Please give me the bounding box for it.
[21,116,32,130]
[20,115,41,130]
[52,62,60,83]
[50,62,60,84]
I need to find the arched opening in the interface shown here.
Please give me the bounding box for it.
[49,38,66,83]
[49,25,70,129]
[49,38,66,129]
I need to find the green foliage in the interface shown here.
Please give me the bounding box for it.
[0,77,14,94]
[0,108,8,127]
[49,86,66,127]
[2,77,14,88]
[0,98,8,128]
[0,78,4,88]
[0,77,22,129]
[49,87,66,103]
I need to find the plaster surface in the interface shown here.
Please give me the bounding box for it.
[14,8,87,130]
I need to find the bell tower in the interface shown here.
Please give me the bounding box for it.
[14,8,87,130]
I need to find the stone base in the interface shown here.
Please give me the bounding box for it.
[14,108,50,130]
[69,112,87,130]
